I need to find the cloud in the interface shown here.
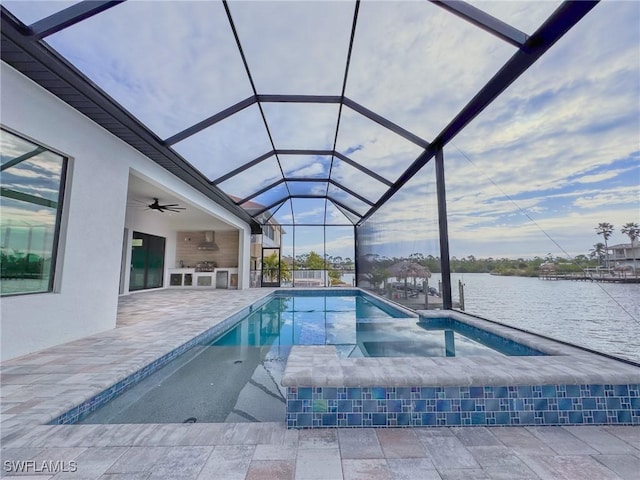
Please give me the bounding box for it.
[345,1,516,140]
[343,145,364,156]
[46,1,256,138]
[228,1,354,95]
[573,188,640,210]
[262,103,340,150]
[280,155,332,178]
[7,1,636,259]
[219,155,283,199]
[571,169,633,185]
[1,201,58,229]
[2,1,76,25]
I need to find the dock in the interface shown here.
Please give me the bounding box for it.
[539,273,640,283]
[380,292,462,311]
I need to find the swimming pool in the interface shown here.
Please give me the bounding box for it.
[198,293,544,358]
[71,290,545,425]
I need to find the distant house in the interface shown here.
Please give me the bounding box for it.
[233,198,285,286]
[607,240,640,273]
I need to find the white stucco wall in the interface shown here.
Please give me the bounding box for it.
[0,62,252,361]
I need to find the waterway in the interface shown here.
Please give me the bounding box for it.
[425,273,640,364]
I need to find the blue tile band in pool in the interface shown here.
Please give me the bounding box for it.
[286,384,640,428]
[49,296,273,425]
[49,289,408,425]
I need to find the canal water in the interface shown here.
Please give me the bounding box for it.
[425,273,640,363]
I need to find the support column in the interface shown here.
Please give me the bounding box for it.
[353,225,359,287]
[435,148,453,309]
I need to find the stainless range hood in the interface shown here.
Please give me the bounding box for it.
[197,231,219,251]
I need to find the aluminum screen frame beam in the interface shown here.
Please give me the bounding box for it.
[327,179,374,206]
[429,0,529,48]
[256,95,430,149]
[435,148,452,309]
[169,94,429,156]
[327,197,363,220]
[0,7,263,234]
[212,151,276,185]
[234,178,286,206]
[235,177,373,215]
[357,1,599,227]
[0,146,46,172]
[252,194,363,221]
[164,96,257,146]
[342,98,430,149]
[1,187,58,209]
[257,94,342,104]
[28,1,124,40]
[277,224,354,227]
[213,149,393,189]
[252,197,291,217]
[282,150,393,187]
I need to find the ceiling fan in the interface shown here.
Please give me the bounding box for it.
[147,198,186,213]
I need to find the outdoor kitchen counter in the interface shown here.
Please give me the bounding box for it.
[167,268,238,288]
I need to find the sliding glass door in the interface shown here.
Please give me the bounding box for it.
[130,231,165,291]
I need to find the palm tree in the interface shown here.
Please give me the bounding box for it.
[262,252,291,283]
[589,243,606,267]
[621,222,639,275]
[595,222,614,270]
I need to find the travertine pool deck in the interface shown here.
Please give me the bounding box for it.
[1,288,639,479]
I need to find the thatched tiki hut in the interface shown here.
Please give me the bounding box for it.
[538,262,557,278]
[389,261,431,298]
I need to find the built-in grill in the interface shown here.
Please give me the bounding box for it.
[195,261,216,272]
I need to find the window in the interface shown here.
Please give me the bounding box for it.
[1,129,67,296]
[263,224,275,241]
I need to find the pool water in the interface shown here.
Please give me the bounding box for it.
[78,292,543,424]
[214,295,543,358]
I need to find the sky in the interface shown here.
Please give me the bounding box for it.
[1,129,65,256]
[4,0,639,261]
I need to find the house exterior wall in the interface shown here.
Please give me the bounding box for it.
[175,231,240,269]
[608,240,640,271]
[0,62,252,361]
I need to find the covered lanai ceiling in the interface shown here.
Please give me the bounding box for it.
[1,1,598,229]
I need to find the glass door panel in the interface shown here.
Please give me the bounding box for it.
[146,234,166,288]
[130,232,166,291]
[262,247,281,287]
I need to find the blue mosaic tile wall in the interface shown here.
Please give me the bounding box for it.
[286,384,640,428]
[50,289,408,425]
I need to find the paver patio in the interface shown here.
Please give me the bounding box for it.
[1,289,638,479]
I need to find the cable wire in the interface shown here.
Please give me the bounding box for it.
[451,142,639,326]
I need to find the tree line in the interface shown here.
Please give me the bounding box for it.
[261,221,639,283]
[360,221,639,280]
[360,253,567,278]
